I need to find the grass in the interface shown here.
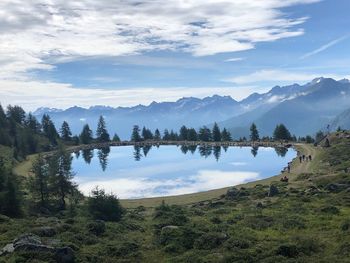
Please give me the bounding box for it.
[2,133,350,262]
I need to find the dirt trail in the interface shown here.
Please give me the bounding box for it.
[291,143,317,175]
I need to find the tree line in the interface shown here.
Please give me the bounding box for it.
[130,123,232,142]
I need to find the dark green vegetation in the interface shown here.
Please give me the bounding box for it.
[1,125,350,262]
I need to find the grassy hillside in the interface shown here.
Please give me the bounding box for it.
[1,132,350,262]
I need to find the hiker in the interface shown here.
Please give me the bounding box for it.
[302,154,305,161]
[299,156,302,163]
[287,164,291,173]
[309,155,312,161]
[281,175,289,182]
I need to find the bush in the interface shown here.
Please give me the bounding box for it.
[194,232,228,250]
[87,220,106,236]
[320,206,340,215]
[87,187,124,222]
[276,244,299,258]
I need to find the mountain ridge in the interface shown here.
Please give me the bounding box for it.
[33,77,350,139]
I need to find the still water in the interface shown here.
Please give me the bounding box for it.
[72,145,296,199]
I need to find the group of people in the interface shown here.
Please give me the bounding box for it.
[281,154,312,183]
[299,154,312,163]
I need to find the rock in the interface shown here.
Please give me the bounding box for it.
[32,226,57,237]
[304,186,322,195]
[0,243,14,256]
[1,233,75,262]
[13,233,42,247]
[55,246,75,263]
[325,183,348,193]
[268,185,279,197]
[13,233,55,253]
[161,225,179,232]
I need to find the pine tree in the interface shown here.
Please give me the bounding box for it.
[2,175,22,217]
[60,121,72,141]
[49,147,78,210]
[25,113,41,133]
[221,128,232,141]
[212,123,221,142]
[80,124,93,144]
[154,129,161,140]
[273,124,292,141]
[198,126,212,142]
[141,127,153,140]
[179,126,188,141]
[6,105,26,124]
[96,116,110,142]
[131,125,142,142]
[29,155,49,207]
[163,129,170,141]
[41,114,59,145]
[250,123,259,141]
[187,128,198,141]
[112,133,121,142]
[0,104,7,128]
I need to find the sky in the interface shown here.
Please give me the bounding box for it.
[0,0,349,111]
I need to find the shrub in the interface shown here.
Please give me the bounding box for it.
[87,220,106,236]
[276,244,299,258]
[320,206,340,215]
[87,187,124,222]
[194,232,228,250]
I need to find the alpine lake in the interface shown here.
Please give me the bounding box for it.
[71,145,296,199]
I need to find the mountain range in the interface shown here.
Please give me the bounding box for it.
[33,77,350,139]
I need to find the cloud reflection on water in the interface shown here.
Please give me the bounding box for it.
[79,170,259,199]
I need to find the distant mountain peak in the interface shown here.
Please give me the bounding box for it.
[311,77,325,84]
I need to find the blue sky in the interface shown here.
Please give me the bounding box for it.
[0,0,349,110]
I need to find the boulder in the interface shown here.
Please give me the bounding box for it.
[0,243,14,256]
[13,234,54,253]
[55,246,75,263]
[268,185,279,197]
[325,183,348,193]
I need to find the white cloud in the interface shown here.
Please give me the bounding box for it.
[224,69,349,85]
[225,57,245,62]
[0,79,258,111]
[0,0,320,78]
[300,35,349,59]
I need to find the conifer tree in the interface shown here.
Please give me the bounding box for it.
[0,104,7,128]
[131,125,142,142]
[112,133,121,142]
[96,116,110,142]
[187,128,198,141]
[7,105,25,124]
[273,124,292,141]
[198,126,212,142]
[80,124,93,144]
[250,123,259,141]
[49,146,77,210]
[212,123,221,142]
[154,129,161,140]
[179,126,188,141]
[60,121,72,141]
[163,129,170,141]
[29,155,49,207]
[41,114,59,145]
[221,128,232,141]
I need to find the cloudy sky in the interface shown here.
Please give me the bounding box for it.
[0,0,349,110]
